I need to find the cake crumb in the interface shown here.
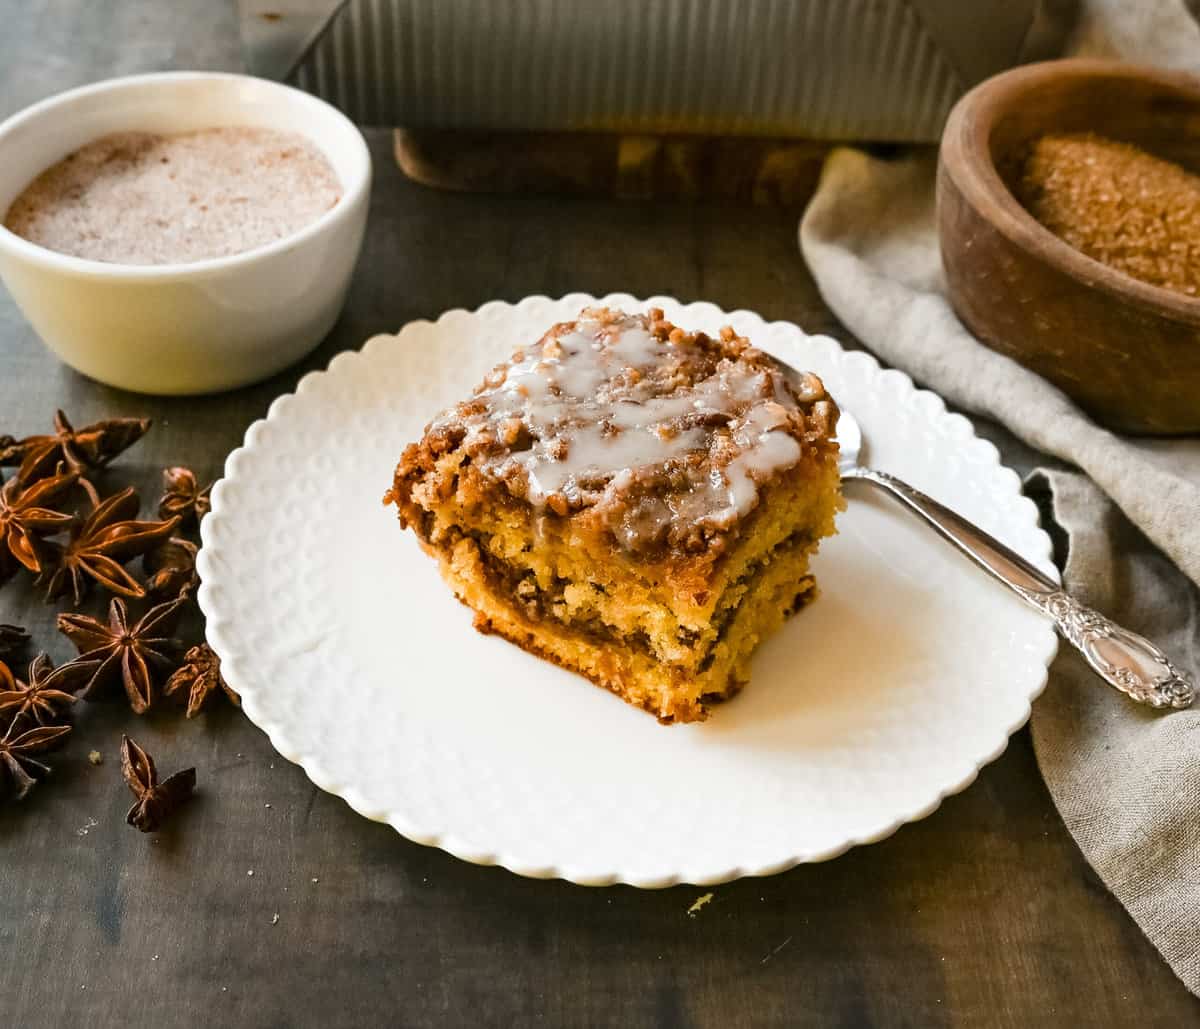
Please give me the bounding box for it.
[87,750,103,766]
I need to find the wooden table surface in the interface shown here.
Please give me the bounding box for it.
[2,4,1198,1026]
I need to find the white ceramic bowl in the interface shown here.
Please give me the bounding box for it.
[0,72,371,395]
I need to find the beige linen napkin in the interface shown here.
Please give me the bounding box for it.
[799,0,1200,993]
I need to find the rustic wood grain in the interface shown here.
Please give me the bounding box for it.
[394,129,831,208]
[1,4,1198,1027]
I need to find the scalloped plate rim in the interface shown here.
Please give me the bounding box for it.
[197,292,1059,889]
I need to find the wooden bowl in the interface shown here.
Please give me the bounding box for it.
[937,58,1200,435]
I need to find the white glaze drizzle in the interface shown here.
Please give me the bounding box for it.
[438,311,810,535]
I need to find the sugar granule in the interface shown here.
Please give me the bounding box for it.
[1019,131,1200,297]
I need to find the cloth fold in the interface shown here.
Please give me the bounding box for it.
[798,0,1200,992]
[1030,469,1200,992]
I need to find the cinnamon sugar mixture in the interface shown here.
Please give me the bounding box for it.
[1019,131,1200,297]
[4,128,340,265]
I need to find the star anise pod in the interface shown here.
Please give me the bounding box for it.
[0,721,71,801]
[143,537,199,600]
[0,410,151,485]
[0,623,30,661]
[158,467,212,526]
[40,486,180,605]
[0,468,77,583]
[165,644,239,718]
[0,654,79,728]
[58,596,186,714]
[121,735,195,832]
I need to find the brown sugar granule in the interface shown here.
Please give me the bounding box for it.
[1018,131,1200,297]
[4,128,341,265]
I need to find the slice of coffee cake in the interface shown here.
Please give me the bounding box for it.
[385,307,842,723]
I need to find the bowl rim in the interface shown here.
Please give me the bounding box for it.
[0,70,371,281]
[940,56,1200,321]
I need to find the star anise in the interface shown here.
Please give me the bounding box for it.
[165,644,239,718]
[158,467,212,526]
[40,486,180,605]
[121,735,195,832]
[143,537,199,600]
[58,596,186,714]
[0,623,30,661]
[0,654,79,728]
[0,721,71,801]
[0,410,151,485]
[0,468,77,583]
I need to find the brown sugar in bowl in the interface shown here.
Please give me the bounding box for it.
[937,58,1200,435]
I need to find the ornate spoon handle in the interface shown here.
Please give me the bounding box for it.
[843,466,1194,710]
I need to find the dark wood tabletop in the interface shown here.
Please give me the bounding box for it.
[2,4,1198,1027]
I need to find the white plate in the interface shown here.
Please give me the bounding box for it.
[198,293,1058,887]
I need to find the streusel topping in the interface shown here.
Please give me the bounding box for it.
[418,307,836,551]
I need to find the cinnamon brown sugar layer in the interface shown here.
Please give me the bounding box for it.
[386,307,843,723]
[4,128,340,265]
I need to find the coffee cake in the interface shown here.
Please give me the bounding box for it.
[385,307,842,722]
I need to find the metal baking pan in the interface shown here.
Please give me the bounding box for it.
[240,0,1073,141]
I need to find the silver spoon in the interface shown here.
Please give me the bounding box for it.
[835,409,1195,710]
